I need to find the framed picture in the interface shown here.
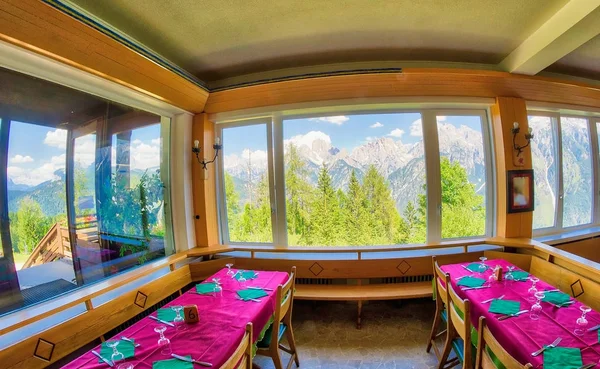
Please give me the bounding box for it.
[507,169,534,213]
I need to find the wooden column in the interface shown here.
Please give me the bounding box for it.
[491,97,533,238]
[192,114,219,247]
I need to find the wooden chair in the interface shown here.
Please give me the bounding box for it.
[256,267,299,369]
[475,317,532,369]
[220,322,252,369]
[427,256,459,367]
[438,280,473,369]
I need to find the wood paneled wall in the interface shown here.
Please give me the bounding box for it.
[554,238,600,264]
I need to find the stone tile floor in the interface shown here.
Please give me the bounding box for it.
[254,299,442,369]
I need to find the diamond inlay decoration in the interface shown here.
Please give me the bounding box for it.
[397,260,411,275]
[34,338,55,362]
[570,279,584,298]
[135,291,148,308]
[309,262,324,276]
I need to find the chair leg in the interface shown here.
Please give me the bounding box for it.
[357,300,362,329]
[437,333,454,369]
[271,345,284,369]
[426,310,441,353]
[284,324,300,367]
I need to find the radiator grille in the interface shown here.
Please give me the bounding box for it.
[380,275,433,284]
[296,278,333,285]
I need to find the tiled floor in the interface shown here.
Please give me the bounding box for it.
[254,299,441,369]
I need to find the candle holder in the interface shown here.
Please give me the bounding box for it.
[192,137,222,169]
[511,122,534,166]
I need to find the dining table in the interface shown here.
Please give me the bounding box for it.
[62,268,289,369]
[441,259,600,368]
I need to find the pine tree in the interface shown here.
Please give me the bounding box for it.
[284,143,313,244]
[304,164,340,245]
[362,165,400,244]
[344,170,369,245]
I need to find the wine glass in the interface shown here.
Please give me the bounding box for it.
[154,325,171,355]
[530,291,545,320]
[575,305,592,336]
[528,277,539,302]
[106,340,124,363]
[504,266,515,286]
[478,257,488,272]
[171,306,186,331]
[238,274,247,287]
[117,365,134,369]
[212,278,223,297]
[488,267,499,285]
[226,263,234,277]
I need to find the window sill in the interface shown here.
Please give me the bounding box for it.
[535,226,600,246]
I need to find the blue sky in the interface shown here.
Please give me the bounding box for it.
[222,113,483,155]
[6,121,161,186]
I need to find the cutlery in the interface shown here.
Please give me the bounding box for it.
[172,353,213,367]
[463,285,490,291]
[237,297,262,303]
[531,337,562,357]
[482,295,504,304]
[577,364,596,369]
[461,265,472,271]
[498,310,529,321]
[120,336,140,347]
[455,275,470,281]
[545,288,561,293]
[247,286,274,291]
[554,301,574,308]
[149,315,175,327]
[587,323,600,332]
[92,350,114,367]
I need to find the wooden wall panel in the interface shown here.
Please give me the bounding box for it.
[205,69,600,114]
[483,250,533,271]
[1,266,192,369]
[554,238,600,264]
[0,0,208,112]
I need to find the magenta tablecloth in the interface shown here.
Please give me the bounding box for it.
[441,260,600,368]
[63,268,289,369]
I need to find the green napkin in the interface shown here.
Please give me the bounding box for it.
[465,263,488,273]
[543,291,571,306]
[98,340,135,363]
[237,288,268,301]
[489,299,521,315]
[543,347,582,369]
[157,306,182,322]
[153,356,194,369]
[235,270,258,281]
[196,283,217,294]
[510,271,529,281]
[457,276,486,288]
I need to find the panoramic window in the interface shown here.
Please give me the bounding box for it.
[0,66,173,315]
[436,115,488,239]
[528,115,558,229]
[218,110,493,247]
[221,123,273,244]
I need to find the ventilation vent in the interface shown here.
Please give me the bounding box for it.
[296,278,333,285]
[380,275,433,284]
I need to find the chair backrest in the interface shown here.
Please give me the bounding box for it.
[220,322,252,369]
[475,316,532,369]
[448,281,471,342]
[432,256,450,305]
[275,266,296,322]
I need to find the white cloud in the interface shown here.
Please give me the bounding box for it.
[366,136,376,142]
[387,129,405,138]
[10,155,33,164]
[74,135,96,167]
[8,154,65,186]
[410,118,423,137]
[130,140,160,170]
[370,122,384,128]
[438,116,447,122]
[44,129,68,149]
[308,116,349,125]
[151,138,161,146]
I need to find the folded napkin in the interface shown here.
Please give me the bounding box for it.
[489,299,521,316]
[457,276,486,288]
[196,282,217,295]
[153,356,194,369]
[157,306,182,322]
[237,288,268,301]
[509,270,529,281]
[98,340,135,363]
[465,263,488,273]
[543,347,582,369]
[543,291,571,306]
[235,270,259,281]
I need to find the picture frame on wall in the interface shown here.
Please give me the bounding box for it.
[507,169,534,213]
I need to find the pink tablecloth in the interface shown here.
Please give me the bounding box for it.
[63,268,289,369]
[441,260,600,368]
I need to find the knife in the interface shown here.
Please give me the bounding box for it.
[587,323,600,332]
[462,285,490,291]
[92,350,114,367]
[577,364,596,369]
[461,265,471,271]
[498,310,529,321]
[120,336,140,347]
[482,295,504,304]
[247,286,274,291]
[149,315,175,327]
[172,353,213,367]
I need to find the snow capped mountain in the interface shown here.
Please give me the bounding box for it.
[345,137,411,177]
[284,131,336,165]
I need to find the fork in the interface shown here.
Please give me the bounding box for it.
[577,364,596,369]
[531,337,562,357]
[482,295,505,304]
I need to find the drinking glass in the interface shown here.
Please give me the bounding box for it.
[172,306,186,331]
[528,277,539,302]
[478,257,488,272]
[504,266,515,286]
[154,325,171,355]
[106,340,124,363]
[530,291,545,320]
[238,274,247,287]
[226,263,234,277]
[488,267,499,285]
[117,364,134,369]
[575,305,592,336]
[212,278,223,297]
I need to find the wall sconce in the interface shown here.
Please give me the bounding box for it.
[511,122,534,158]
[192,137,222,169]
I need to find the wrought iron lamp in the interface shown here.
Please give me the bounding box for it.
[511,122,534,158]
[192,137,222,169]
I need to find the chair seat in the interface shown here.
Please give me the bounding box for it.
[257,323,287,348]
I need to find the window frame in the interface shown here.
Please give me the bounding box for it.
[215,106,495,247]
